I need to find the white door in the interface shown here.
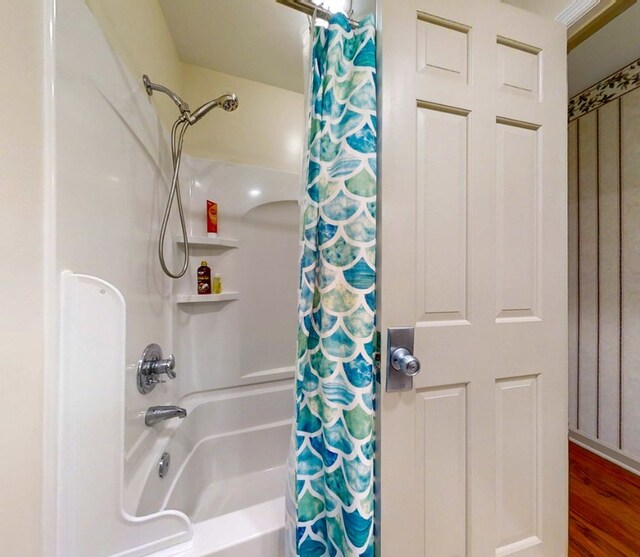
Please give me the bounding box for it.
[378,1,568,556]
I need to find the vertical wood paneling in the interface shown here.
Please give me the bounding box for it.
[569,84,640,461]
[621,88,640,456]
[597,101,621,448]
[619,98,624,451]
[568,120,579,431]
[577,111,599,438]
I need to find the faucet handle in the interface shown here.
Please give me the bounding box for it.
[154,354,176,379]
[137,344,177,394]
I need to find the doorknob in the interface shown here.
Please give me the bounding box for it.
[391,347,421,376]
[386,327,420,392]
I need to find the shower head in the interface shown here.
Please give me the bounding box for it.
[142,75,237,125]
[189,94,239,123]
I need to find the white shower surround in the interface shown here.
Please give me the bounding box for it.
[53,0,299,555]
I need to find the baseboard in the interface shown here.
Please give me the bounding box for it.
[569,428,640,477]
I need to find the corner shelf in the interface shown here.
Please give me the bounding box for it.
[175,292,240,305]
[176,236,239,249]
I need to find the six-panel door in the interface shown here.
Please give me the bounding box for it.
[378,1,568,555]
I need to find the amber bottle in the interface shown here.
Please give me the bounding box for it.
[197,261,211,295]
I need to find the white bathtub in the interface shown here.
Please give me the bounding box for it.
[137,382,293,556]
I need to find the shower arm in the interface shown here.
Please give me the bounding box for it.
[142,74,192,117]
[143,75,239,127]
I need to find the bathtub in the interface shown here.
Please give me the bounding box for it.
[137,382,293,556]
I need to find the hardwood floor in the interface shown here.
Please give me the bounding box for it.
[569,441,640,556]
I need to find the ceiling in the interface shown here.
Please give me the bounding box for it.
[568,0,640,96]
[159,0,375,94]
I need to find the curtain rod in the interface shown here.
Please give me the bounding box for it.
[276,0,360,28]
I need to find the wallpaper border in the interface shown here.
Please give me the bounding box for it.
[569,58,640,121]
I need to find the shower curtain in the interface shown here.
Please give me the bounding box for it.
[286,12,377,557]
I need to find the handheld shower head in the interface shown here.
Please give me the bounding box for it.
[189,94,239,123]
[142,74,239,279]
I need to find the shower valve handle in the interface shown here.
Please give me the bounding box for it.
[152,354,176,379]
[137,344,177,394]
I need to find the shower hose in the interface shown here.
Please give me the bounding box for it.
[158,116,191,279]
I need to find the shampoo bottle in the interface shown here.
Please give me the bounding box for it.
[212,273,222,295]
[197,261,211,295]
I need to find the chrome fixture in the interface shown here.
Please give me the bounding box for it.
[137,343,178,394]
[142,75,239,279]
[391,348,420,377]
[189,94,239,122]
[143,75,190,115]
[145,406,187,427]
[276,0,359,28]
[386,327,421,392]
[158,452,171,478]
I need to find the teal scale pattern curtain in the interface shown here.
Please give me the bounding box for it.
[286,12,377,557]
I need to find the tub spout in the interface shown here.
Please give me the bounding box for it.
[145,405,187,427]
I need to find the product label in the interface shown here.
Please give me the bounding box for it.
[197,266,211,295]
[207,200,218,234]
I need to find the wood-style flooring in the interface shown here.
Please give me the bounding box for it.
[569,441,640,556]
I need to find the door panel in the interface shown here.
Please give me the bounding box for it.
[416,104,469,324]
[495,376,539,552]
[496,120,540,321]
[378,1,568,555]
[417,384,468,555]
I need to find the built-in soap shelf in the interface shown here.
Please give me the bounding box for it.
[176,235,239,249]
[175,291,240,305]
[174,236,239,307]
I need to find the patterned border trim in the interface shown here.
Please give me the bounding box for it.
[569,58,640,121]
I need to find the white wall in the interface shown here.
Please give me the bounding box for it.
[0,1,46,555]
[84,0,185,132]
[182,64,304,173]
[568,1,640,97]
[55,0,182,514]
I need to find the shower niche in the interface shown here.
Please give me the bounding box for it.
[173,238,240,305]
[173,156,300,394]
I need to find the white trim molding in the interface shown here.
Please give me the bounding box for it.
[556,0,600,25]
[569,428,640,477]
